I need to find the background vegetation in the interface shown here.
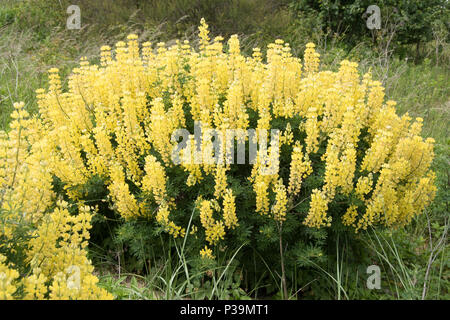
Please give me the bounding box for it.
[0,0,448,299]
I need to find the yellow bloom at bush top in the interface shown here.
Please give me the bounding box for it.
[0,19,437,298]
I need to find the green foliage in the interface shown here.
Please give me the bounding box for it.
[290,0,449,48]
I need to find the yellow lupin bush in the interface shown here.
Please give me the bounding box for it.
[2,19,436,274]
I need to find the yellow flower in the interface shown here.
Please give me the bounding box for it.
[272,179,288,222]
[142,155,167,205]
[304,42,320,74]
[342,205,358,227]
[200,246,214,259]
[288,144,312,196]
[223,189,238,229]
[214,165,228,199]
[304,189,332,228]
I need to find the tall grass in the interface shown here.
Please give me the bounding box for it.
[95,205,249,300]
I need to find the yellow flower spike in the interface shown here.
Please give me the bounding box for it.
[304,43,320,74]
[342,205,359,227]
[288,144,312,196]
[198,18,210,50]
[214,165,228,199]
[142,155,167,205]
[223,189,238,229]
[304,189,331,228]
[272,179,288,222]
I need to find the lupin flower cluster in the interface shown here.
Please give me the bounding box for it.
[1,19,436,272]
[0,103,112,299]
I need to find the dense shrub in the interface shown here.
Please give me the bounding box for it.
[1,19,437,298]
[290,0,448,47]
